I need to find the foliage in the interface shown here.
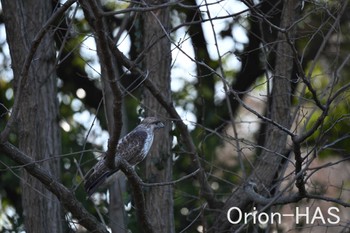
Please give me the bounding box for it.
[1,0,350,232]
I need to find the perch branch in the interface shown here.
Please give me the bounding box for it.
[117,158,154,233]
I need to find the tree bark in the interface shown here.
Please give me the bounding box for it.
[141,1,175,232]
[1,0,63,232]
[213,0,299,232]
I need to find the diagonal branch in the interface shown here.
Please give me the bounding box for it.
[106,37,220,208]
[0,142,108,233]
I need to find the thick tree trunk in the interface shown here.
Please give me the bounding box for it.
[1,0,63,232]
[141,1,175,232]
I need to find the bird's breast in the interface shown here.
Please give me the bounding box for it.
[142,133,154,156]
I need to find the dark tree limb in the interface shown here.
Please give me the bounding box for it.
[0,142,108,233]
[117,158,154,233]
[106,37,221,208]
[79,2,128,231]
[79,0,123,168]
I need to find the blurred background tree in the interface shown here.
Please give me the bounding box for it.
[0,0,349,232]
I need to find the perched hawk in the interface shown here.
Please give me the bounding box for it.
[84,117,165,196]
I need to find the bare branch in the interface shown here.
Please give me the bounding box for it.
[305,193,350,208]
[80,0,123,167]
[196,59,296,138]
[292,79,350,144]
[0,142,108,233]
[285,32,326,111]
[101,0,182,16]
[117,158,154,233]
[141,169,199,187]
[292,140,307,196]
[305,1,348,81]
[106,36,221,208]
[244,182,302,206]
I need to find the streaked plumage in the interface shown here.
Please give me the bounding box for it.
[84,117,164,196]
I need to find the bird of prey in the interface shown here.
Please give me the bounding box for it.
[84,117,165,196]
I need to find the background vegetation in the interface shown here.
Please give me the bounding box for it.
[0,0,349,232]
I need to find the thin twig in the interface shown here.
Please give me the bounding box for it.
[204,0,246,178]
[141,169,199,187]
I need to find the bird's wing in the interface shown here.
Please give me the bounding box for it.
[116,128,149,165]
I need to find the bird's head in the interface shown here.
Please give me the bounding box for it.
[140,117,165,130]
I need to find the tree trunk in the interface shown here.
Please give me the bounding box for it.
[141,1,174,232]
[213,0,299,232]
[1,0,63,232]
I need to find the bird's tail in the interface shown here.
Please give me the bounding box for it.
[84,159,116,196]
